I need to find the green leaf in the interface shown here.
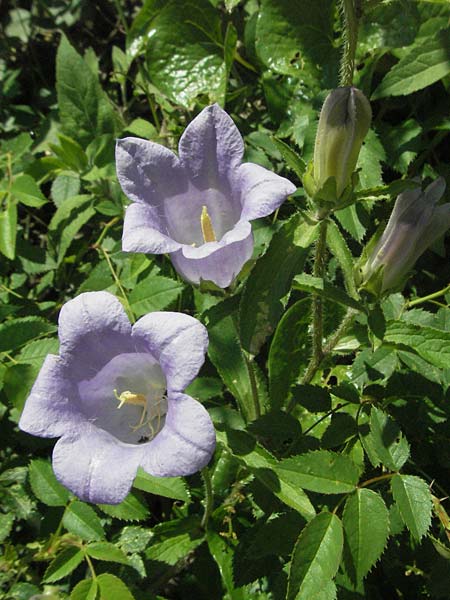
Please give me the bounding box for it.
[51,172,81,207]
[326,220,358,298]
[335,203,367,242]
[43,547,85,583]
[0,512,15,544]
[0,200,17,260]
[217,429,316,520]
[356,129,386,189]
[0,317,56,353]
[385,320,450,369]
[128,276,184,317]
[18,338,59,366]
[287,512,343,600]
[70,578,98,600]
[63,501,105,541]
[49,134,88,172]
[361,407,410,471]
[97,573,135,600]
[133,468,190,501]
[372,28,450,99]
[143,0,227,107]
[86,541,130,565]
[256,0,337,80]
[11,174,47,207]
[343,489,389,583]
[351,346,399,388]
[29,459,70,507]
[293,273,364,311]
[268,299,311,410]
[99,491,149,522]
[278,450,361,495]
[271,136,306,179]
[240,213,318,354]
[56,34,120,146]
[391,474,432,541]
[48,194,95,264]
[207,531,245,599]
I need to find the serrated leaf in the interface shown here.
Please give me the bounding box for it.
[99,491,148,521]
[133,468,189,501]
[29,459,70,507]
[0,317,56,353]
[86,541,130,565]
[18,338,59,365]
[372,28,450,99]
[271,136,306,178]
[343,489,389,584]
[207,531,245,599]
[335,203,367,242]
[287,512,343,600]
[43,546,85,583]
[363,407,410,471]
[326,220,358,298]
[56,34,119,146]
[278,450,361,494]
[293,273,363,311]
[70,578,98,600]
[240,213,318,354]
[51,172,81,207]
[48,194,95,264]
[0,200,17,260]
[385,320,450,369]
[11,174,47,207]
[391,474,432,541]
[0,512,14,543]
[63,501,105,541]
[268,298,311,410]
[128,276,184,317]
[97,573,135,600]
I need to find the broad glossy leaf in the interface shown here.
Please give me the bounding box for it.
[278,450,361,495]
[343,489,389,583]
[391,474,432,541]
[287,512,343,600]
[29,459,70,507]
[70,579,98,600]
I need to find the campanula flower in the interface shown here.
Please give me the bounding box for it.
[305,86,371,204]
[359,178,450,295]
[116,104,296,288]
[19,292,215,504]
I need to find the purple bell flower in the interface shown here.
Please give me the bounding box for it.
[116,104,296,288]
[19,292,215,505]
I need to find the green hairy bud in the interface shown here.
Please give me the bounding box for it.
[312,86,372,201]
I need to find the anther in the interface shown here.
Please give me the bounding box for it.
[200,205,217,243]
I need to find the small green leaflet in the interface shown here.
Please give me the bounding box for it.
[343,489,389,584]
[43,547,85,583]
[29,459,70,507]
[63,501,105,541]
[0,317,56,354]
[391,474,432,541]
[277,450,361,494]
[361,406,410,471]
[97,573,135,600]
[70,579,98,600]
[385,320,450,369]
[99,491,149,522]
[287,512,343,600]
[128,276,184,317]
[86,541,130,566]
[133,468,190,501]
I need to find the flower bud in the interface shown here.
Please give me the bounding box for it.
[313,86,372,200]
[358,178,450,296]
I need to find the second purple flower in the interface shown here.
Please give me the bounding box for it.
[116,104,296,288]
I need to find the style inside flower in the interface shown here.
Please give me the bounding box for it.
[19,292,215,504]
[359,178,450,295]
[116,104,296,288]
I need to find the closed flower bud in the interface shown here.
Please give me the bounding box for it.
[313,86,372,200]
[358,178,450,296]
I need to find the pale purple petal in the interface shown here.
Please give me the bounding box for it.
[52,424,144,504]
[171,222,253,288]
[132,312,208,393]
[178,104,244,187]
[122,203,182,254]
[116,137,188,205]
[237,163,297,220]
[140,393,215,477]
[19,355,84,438]
[58,292,133,380]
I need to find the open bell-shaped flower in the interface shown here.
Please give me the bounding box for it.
[116,104,296,288]
[358,178,450,296]
[19,292,215,504]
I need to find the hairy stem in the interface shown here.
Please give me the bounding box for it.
[200,467,214,530]
[339,0,360,86]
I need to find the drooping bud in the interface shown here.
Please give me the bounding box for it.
[313,86,372,201]
[357,178,450,296]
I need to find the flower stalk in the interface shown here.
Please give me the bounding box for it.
[339,0,360,86]
[200,467,214,530]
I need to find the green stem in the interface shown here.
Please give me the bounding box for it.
[244,353,261,421]
[406,284,450,308]
[200,467,213,530]
[359,472,395,488]
[84,553,98,581]
[98,246,136,323]
[339,0,359,87]
[312,219,328,363]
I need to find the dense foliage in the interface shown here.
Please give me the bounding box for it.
[1,0,450,598]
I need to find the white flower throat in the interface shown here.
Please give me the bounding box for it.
[114,389,166,442]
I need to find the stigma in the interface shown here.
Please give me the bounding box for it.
[200,205,217,243]
[114,389,147,409]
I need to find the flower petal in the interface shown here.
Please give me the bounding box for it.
[178,104,244,187]
[237,162,296,220]
[132,312,208,393]
[52,425,144,504]
[58,292,133,380]
[116,137,188,205]
[122,203,182,254]
[19,354,84,438]
[170,221,253,288]
[140,393,215,477]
